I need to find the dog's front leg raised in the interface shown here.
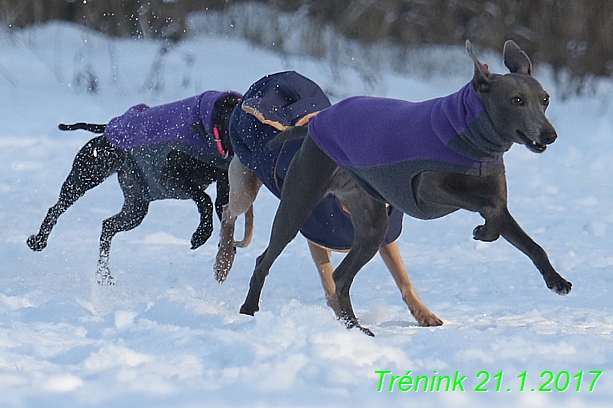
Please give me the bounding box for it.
[161,150,223,250]
[417,171,571,295]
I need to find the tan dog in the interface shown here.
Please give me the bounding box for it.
[214,71,442,327]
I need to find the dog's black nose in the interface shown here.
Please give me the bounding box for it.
[540,129,557,145]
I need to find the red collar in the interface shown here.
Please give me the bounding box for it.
[213,126,228,159]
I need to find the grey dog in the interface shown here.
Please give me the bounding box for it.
[239,40,572,336]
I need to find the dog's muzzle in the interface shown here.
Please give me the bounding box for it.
[517,129,556,153]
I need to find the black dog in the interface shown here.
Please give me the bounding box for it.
[27,91,241,284]
[239,41,572,336]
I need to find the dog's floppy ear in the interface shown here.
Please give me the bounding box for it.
[466,40,491,93]
[503,40,532,75]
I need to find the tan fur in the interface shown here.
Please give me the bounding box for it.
[215,156,442,326]
[214,157,261,283]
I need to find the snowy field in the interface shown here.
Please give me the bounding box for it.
[1,22,612,407]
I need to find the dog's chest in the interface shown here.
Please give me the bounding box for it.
[308,83,507,219]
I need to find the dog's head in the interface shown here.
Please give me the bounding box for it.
[213,93,242,156]
[467,40,557,153]
[214,93,241,124]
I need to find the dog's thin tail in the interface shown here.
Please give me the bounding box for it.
[267,125,309,150]
[234,204,254,248]
[58,122,107,134]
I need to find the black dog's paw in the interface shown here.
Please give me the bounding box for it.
[96,273,115,286]
[26,234,47,251]
[472,224,500,242]
[547,276,572,296]
[190,227,213,250]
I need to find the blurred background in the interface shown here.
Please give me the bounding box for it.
[2,0,612,97]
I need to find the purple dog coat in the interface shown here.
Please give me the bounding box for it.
[104,90,241,200]
[309,82,512,219]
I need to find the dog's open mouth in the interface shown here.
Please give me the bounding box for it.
[517,131,547,153]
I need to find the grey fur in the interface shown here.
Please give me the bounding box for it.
[240,40,571,336]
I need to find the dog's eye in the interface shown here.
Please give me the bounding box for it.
[542,95,550,106]
[511,96,524,106]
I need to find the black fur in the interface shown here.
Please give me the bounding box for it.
[28,94,240,284]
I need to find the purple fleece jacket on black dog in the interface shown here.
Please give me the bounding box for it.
[106,91,236,153]
[309,82,511,219]
[104,91,241,200]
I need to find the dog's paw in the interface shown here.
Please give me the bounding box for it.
[413,310,444,327]
[356,325,375,337]
[96,265,115,286]
[190,227,212,250]
[547,276,572,296]
[214,263,230,283]
[96,273,115,286]
[472,224,500,242]
[239,302,258,316]
[26,234,47,251]
[214,245,236,283]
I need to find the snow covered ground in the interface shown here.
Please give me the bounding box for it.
[1,22,612,407]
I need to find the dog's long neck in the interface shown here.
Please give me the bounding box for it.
[442,83,513,162]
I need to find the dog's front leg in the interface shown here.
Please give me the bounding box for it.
[490,207,571,295]
[214,157,261,283]
[161,150,222,250]
[191,194,215,250]
[417,171,571,295]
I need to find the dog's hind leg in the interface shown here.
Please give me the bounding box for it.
[240,136,338,316]
[378,242,443,326]
[96,170,149,285]
[307,241,341,314]
[329,184,389,336]
[234,205,254,248]
[27,136,123,252]
[210,167,256,249]
[214,157,261,283]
